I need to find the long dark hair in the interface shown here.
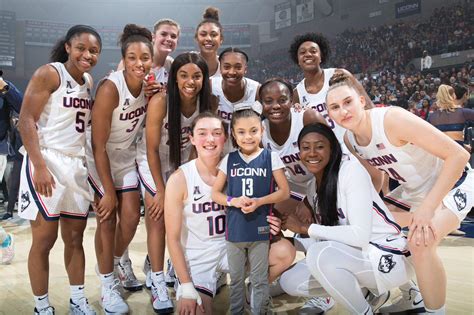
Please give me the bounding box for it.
[168,52,212,171]
[50,25,102,63]
[297,123,342,226]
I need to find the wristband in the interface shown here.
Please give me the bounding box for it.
[226,196,233,207]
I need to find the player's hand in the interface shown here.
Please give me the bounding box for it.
[267,215,282,235]
[230,196,252,209]
[148,190,165,221]
[96,192,118,223]
[241,198,260,213]
[407,207,437,247]
[283,214,306,234]
[32,165,56,197]
[176,283,204,315]
[144,80,165,97]
[295,202,314,224]
[293,102,305,112]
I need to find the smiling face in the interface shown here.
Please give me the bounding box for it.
[220,52,247,87]
[232,115,263,155]
[261,81,292,124]
[297,41,321,71]
[65,32,101,73]
[196,22,222,54]
[327,85,366,130]
[176,63,203,100]
[123,42,153,81]
[298,132,331,176]
[191,117,226,160]
[153,24,179,55]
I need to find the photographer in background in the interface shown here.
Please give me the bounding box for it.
[0,70,23,220]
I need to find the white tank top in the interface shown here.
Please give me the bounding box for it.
[296,68,348,154]
[98,70,147,150]
[213,76,260,127]
[159,100,200,178]
[180,159,226,249]
[262,109,312,189]
[346,107,443,194]
[37,62,93,157]
[209,61,221,80]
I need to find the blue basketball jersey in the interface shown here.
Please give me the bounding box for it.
[226,148,274,242]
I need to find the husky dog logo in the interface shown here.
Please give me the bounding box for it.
[20,190,31,212]
[453,189,467,211]
[378,254,396,273]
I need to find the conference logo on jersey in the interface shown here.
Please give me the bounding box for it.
[20,190,31,212]
[66,80,75,94]
[122,98,131,110]
[453,189,467,211]
[378,254,396,273]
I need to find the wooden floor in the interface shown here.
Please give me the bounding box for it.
[1,214,473,315]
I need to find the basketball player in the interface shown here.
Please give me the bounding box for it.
[87,24,152,314]
[18,25,101,315]
[279,123,415,314]
[212,105,290,314]
[195,7,223,79]
[212,47,260,153]
[326,72,473,314]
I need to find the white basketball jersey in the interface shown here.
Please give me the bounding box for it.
[346,107,443,195]
[306,158,402,239]
[159,101,199,178]
[37,62,93,156]
[180,159,226,249]
[98,70,147,150]
[296,68,348,154]
[262,109,312,189]
[209,61,221,80]
[212,76,260,127]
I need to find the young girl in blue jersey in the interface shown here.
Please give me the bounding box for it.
[212,104,290,314]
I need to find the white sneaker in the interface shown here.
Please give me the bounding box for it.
[366,291,390,313]
[143,254,151,276]
[70,298,96,315]
[298,297,335,314]
[34,306,55,315]
[101,279,129,314]
[151,280,174,314]
[1,233,14,264]
[164,259,176,288]
[379,288,425,314]
[116,259,143,291]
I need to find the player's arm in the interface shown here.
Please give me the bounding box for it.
[91,80,119,221]
[165,170,204,313]
[292,88,300,104]
[343,132,385,192]
[303,107,328,126]
[252,168,290,208]
[211,169,230,207]
[18,64,59,197]
[145,93,168,220]
[386,107,470,241]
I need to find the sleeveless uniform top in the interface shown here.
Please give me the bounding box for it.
[223,149,276,242]
[179,159,226,249]
[212,76,260,128]
[159,100,200,178]
[37,62,93,157]
[346,107,444,195]
[296,68,348,154]
[87,70,146,151]
[262,109,312,191]
[209,61,221,80]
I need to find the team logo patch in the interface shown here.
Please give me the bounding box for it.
[378,254,396,273]
[453,189,467,211]
[20,190,31,212]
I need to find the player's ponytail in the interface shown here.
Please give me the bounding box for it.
[50,24,102,63]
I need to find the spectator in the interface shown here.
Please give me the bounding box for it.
[421,50,433,71]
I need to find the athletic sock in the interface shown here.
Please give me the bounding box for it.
[34,293,50,311]
[100,272,115,288]
[151,270,164,285]
[120,249,130,264]
[425,305,446,314]
[70,285,85,304]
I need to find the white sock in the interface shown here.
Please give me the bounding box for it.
[70,285,85,304]
[151,271,164,285]
[120,249,130,264]
[100,272,115,288]
[34,293,50,310]
[425,305,446,314]
[114,256,121,267]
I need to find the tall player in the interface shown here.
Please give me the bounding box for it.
[195,7,223,79]
[18,25,102,315]
[87,24,152,314]
[326,72,473,314]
